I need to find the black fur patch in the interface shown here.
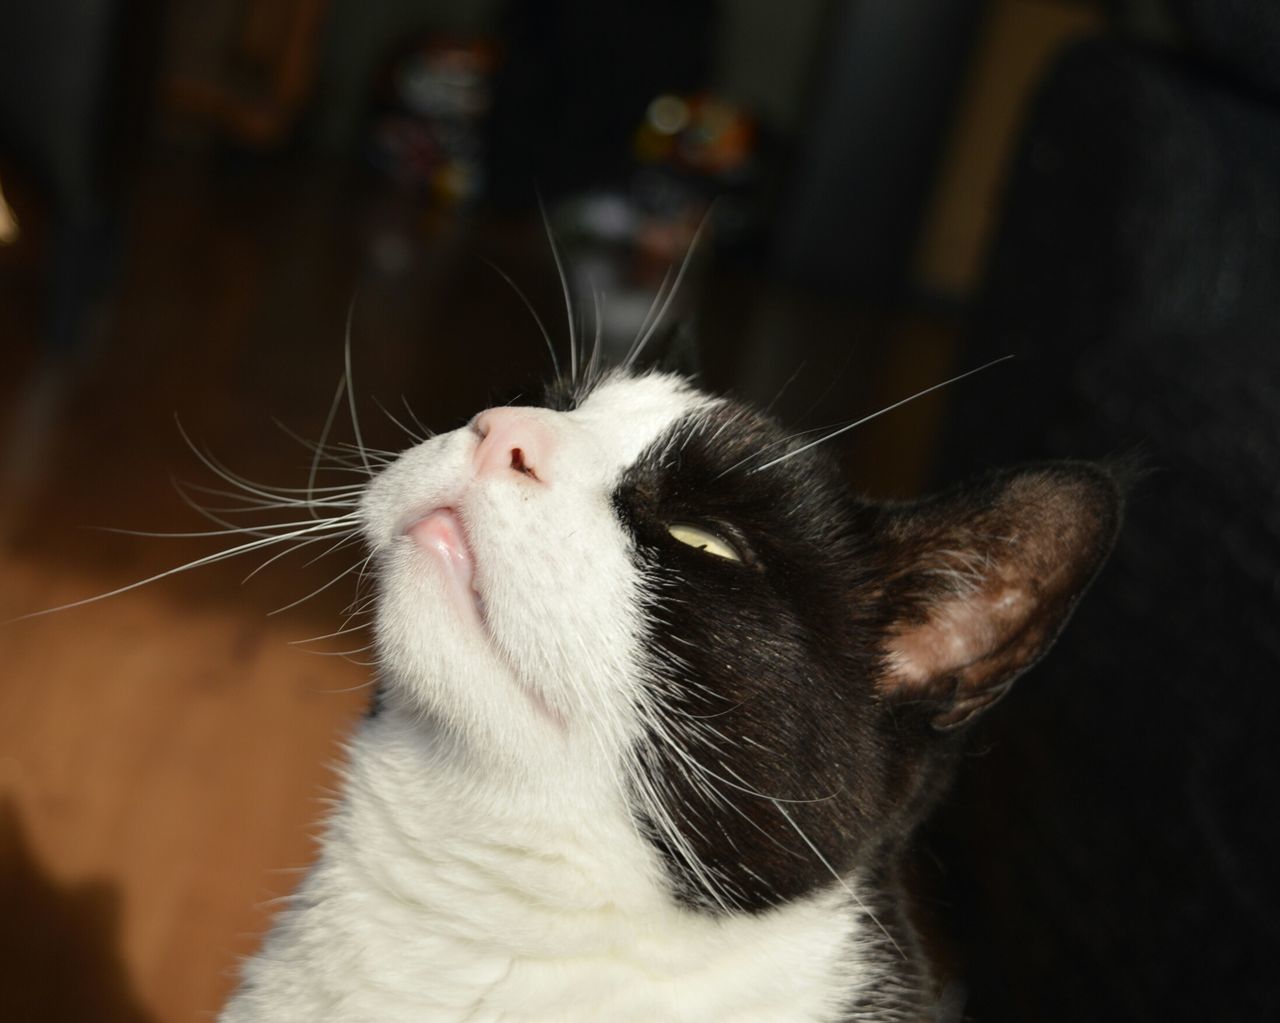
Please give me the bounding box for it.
[608,383,1121,1013]
[614,401,946,915]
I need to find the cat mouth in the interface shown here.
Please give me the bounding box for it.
[397,505,563,726]
[400,507,485,623]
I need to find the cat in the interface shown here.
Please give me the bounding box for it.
[218,368,1122,1022]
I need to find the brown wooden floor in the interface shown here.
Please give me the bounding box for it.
[0,151,958,1022]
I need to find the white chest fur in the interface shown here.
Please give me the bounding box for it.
[220,711,876,1023]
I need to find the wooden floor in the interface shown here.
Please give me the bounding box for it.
[0,151,957,1022]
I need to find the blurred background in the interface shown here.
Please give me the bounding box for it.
[1,1,1277,1020]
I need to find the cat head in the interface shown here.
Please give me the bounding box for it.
[360,370,1121,911]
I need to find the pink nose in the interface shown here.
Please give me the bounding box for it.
[473,408,553,482]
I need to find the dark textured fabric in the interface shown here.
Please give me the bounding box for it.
[1168,0,1280,101]
[927,36,1280,1023]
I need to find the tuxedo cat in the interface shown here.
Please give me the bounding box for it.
[219,369,1121,1022]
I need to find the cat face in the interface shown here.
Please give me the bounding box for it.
[360,373,711,756]
[360,371,1121,913]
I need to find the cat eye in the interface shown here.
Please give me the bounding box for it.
[667,523,743,562]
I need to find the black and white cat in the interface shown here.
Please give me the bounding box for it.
[219,369,1121,1022]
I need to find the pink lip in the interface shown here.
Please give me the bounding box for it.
[402,508,482,621]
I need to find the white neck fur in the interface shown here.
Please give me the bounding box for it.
[220,704,876,1022]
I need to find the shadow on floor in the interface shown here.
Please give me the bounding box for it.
[0,800,155,1023]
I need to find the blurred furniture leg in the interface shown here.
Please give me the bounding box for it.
[0,0,163,353]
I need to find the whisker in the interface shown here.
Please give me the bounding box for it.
[288,618,371,646]
[309,374,350,516]
[176,477,364,501]
[171,478,285,540]
[771,799,906,960]
[343,298,373,477]
[632,265,674,360]
[747,355,1015,476]
[274,418,368,470]
[301,531,364,568]
[175,495,360,515]
[9,520,349,622]
[308,677,377,693]
[479,257,561,380]
[332,442,396,462]
[267,550,375,616]
[587,280,604,388]
[538,192,577,383]
[762,360,807,417]
[626,207,713,369]
[243,527,360,583]
[400,396,434,440]
[299,643,376,659]
[372,397,423,445]
[89,514,357,540]
[175,417,337,509]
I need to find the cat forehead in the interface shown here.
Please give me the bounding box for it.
[556,373,719,466]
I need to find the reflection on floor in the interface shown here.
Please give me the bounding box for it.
[0,151,957,1021]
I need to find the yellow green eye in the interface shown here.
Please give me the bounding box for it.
[667,523,742,562]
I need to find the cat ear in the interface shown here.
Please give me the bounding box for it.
[874,464,1123,731]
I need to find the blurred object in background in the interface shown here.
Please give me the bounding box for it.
[914,0,1106,301]
[773,0,984,302]
[0,0,164,354]
[0,178,19,246]
[365,38,498,207]
[550,91,762,365]
[165,0,330,148]
[928,1,1280,1021]
[486,0,716,209]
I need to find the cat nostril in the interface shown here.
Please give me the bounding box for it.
[472,408,550,482]
[510,447,537,478]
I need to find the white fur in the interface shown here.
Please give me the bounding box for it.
[221,374,880,1021]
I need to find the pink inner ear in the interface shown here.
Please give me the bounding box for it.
[883,585,1033,695]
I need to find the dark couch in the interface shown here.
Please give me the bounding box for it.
[930,3,1280,1020]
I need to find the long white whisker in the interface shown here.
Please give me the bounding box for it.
[747,355,1015,475]
[177,477,364,501]
[309,375,350,516]
[763,361,807,417]
[587,280,604,387]
[301,531,364,568]
[372,397,423,445]
[9,521,348,622]
[479,257,561,379]
[308,676,377,692]
[175,417,329,510]
[626,208,712,368]
[538,192,577,383]
[400,396,434,440]
[631,265,674,358]
[289,618,372,646]
[178,496,360,515]
[266,552,371,617]
[332,442,397,461]
[343,299,373,477]
[771,800,906,961]
[242,528,359,583]
[91,514,357,540]
[275,418,367,471]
